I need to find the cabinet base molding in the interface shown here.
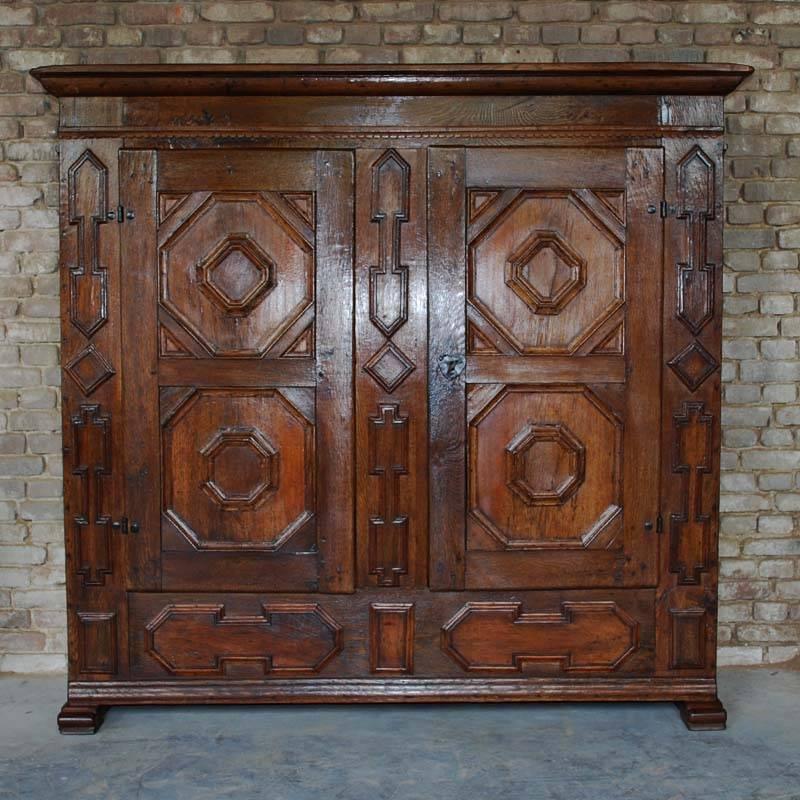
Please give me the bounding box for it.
[676,697,727,731]
[57,703,107,735]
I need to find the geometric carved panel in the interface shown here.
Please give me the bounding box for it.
[364,341,415,393]
[369,603,415,674]
[507,230,586,315]
[442,601,638,673]
[70,404,113,586]
[667,340,718,392]
[469,386,622,550]
[77,611,117,675]
[368,403,409,586]
[506,421,585,506]
[369,149,410,338]
[67,149,109,338]
[676,146,715,336]
[200,427,278,510]
[468,190,624,354]
[162,388,313,551]
[159,192,312,357]
[669,605,707,670]
[670,401,714,584]
[197,232,275,316]
[145,603,342,676]
[64,344,115,396]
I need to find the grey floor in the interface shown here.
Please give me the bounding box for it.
[0,669,798,800]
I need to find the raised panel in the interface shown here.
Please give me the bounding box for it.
[442,601,638,673]
[145,603,342,676]
[70,404,113,586]
[467,190,624,354]
[367,404,410,586]
[468,386,622,551]
[77,611,117,675]
[67,149,109,338]
[370,603,415,674]
[670,401,715,585]
[161,388,314,552]
[158,191,313,357]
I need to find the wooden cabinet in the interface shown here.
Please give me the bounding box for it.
[32,63,750,734]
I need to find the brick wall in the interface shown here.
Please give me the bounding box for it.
[1,0,799,673]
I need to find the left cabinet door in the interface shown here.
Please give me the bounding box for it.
[61,140,128,679]
[119,150,355,593]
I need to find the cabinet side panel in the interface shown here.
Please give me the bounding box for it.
[657,138,724,677]
[60,139,128,679]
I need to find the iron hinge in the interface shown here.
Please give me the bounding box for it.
[660,200,676,218]
[656,513,664,534]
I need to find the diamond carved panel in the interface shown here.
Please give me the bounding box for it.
[196,233,275,316]
[200,427,278,510]
[506,422,585,506]
[65,344,115,396]
[668,340,719,392]
[364,341,415,393]
[507,231,586,316]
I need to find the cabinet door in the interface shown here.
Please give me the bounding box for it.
[120,150,354,593]
[430,147,663,590]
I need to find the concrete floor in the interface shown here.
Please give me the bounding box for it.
[0,669,798,800]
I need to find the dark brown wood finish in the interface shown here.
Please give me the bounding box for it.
[34,63,749,734]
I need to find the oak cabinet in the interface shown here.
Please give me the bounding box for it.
[31,63,750,733]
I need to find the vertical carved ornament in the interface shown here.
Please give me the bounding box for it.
[670,402,713,584]
[68,150,109,338]
[676,146,715,337]
[369,149,410,338]
[71,404,113,586]
[368,404,409,586]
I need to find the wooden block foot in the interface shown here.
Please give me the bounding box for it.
[57,702,106,734]
[676,697,727,731]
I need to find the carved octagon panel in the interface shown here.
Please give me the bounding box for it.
[197,233,275,316]
[468,191,624,354]
[506,422,585,506]
[507,231,586,316]
[200,427,278,510]
[159,193,313,357]
[469,386,622,550]
[162,388,314,551]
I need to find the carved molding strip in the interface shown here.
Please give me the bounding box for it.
[68,149,110,339]
[368,403,409,587]
[71,404,113,586]
[670,401,714,585]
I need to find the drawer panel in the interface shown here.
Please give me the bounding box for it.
[129,589,655,680]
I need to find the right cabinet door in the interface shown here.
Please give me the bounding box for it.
[429,147,664,591]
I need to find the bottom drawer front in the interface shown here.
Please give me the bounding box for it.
[129,589,655,679]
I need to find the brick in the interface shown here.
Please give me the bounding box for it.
[766,206,800,227]
[306,25,344,44]
[0,545,47,566]
[742,450,800,470]
[765,251,799,271]
[324,47,399,63]
[200,1,273,21]
[750,94,800,114]
[759,560,795,579]
[343,24,381,45]
[765,646,800,664]
[402,45,478,63]
[0,653,66,673]
[751,5,800,25]
[777,228,800,249]
[619,24,655,44]
[674,2,746,23]
[463,24,502,44]
[720,494,771,512]
[723,429,758,449]
[761,339,797,361]
[0,6,36,25]
[267,24,305,45]
[708,47,777,70]
[760,294,795,315]
[776,494,800,512]
[737,623,800,643]
[63,26,106,48]
[519,2,592,22]
[121,3,195,24]
[107,28,143,47]
[0,457,43,477]
[360,2,435,21]
[763,384,797,403]
[744,539,800,557]
[0,434,25,455]
[758,472,793,490]
[477,46,555,63]
[280,2,354,22]
[600,2,671,22]
[542,25,580,44]
[42,3,116,26]
[557,46,629,62]
[581,25,617,45]
[422,24,460,44]
[760,430,794,449]
[143,27,185,47]
[439,1,512,21]
[164,47,239,64]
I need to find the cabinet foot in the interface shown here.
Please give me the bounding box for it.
[57,702,106,734]
[676,697,727,731]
